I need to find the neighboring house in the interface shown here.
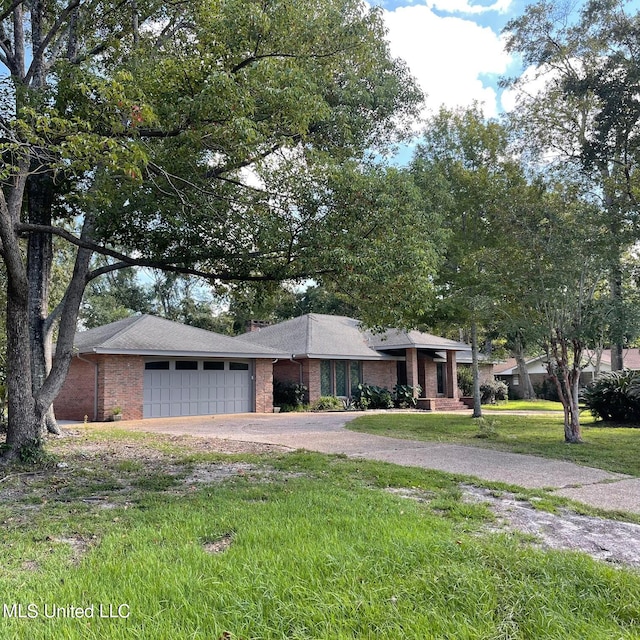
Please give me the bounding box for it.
[495,349,640,398]
[239,313,471,410]
[54,315,288,421]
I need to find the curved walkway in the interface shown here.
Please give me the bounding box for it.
[114,411,640,515]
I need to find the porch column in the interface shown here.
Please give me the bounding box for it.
[445,350,458,399]
[406,348,419,398]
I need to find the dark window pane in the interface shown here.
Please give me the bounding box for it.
[350,361,362,392]
[229,362,249,370]
[203,361,224,370]
[335,361,347,396]
[145,361,170,370]
[175,361,198,370]
[320,360,332,396]
[437,363,446,395]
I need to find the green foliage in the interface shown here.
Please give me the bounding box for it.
[534,378,560,402]
[309,396,343,411]
[480,380,508,405]
[273,381,308,409]
[353,383,394,410]
[581,370,640,423]
[457,366,474,397]
[393,384,422,408]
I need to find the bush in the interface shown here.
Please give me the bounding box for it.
[457,366,474,397]
[353,384,394,410]
[580,370,640,423]
[273,380,308,409]
[480,379,508,404]
[393,384,422,409]
[309,396,343,411]
[534,377,559,402]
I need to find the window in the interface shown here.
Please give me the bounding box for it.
[203,361,224,370]
[320,360,362,397]
[175,361,198,370]
[229,362,249,371]
[320,360,332,396]
[512,375,520,386]
[350,362,362,391]
[335,361,347,396]
[145,361,170,370]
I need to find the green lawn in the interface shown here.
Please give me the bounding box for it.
[348,413,640,476]
[484,399,564,411]
[0,429,639,639]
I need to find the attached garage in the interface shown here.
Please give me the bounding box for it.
[54,315,287,421]
[143,359,251,417]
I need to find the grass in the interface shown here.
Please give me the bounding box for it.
[484,399,564,411]
[348,413,640,477]
[0,429,639,639]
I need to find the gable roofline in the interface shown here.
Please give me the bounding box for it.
[72,314,289,359]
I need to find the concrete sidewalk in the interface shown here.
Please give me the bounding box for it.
[114,411,640,515]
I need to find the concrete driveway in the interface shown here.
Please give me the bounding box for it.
[113,411,640,514]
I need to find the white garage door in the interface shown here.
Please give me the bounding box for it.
[143,360,251,418]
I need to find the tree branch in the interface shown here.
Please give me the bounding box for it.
[25,0,81,86]
[16,222,318,283]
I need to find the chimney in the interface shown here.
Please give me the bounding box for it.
[246,319,271,333]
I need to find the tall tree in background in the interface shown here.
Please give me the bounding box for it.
[0,0,424,460]
[411,106,520,417]
[504,0,640,371]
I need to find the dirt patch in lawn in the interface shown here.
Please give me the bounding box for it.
[388,485,640,568]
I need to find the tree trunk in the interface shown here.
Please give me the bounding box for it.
[513,336,535,399]
[471,321,482,418]
[4,280,44,461]
[26,170,60,435]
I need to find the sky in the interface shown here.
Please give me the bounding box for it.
[371,0,532,120]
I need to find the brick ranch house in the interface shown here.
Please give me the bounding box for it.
[54,315,288,421]
[239,314,471,410]
[55,313,475,421]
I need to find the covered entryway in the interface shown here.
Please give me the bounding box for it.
[143,359,251,418]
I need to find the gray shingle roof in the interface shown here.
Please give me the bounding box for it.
[369,329,470,352]
[238,314,383,359]
[74,315,287,358]
[238,314,469,358]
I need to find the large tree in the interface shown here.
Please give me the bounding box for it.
[0,0,424,460]
[504,0,640,371]
[411,106,522,417]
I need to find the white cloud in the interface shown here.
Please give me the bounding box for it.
[382,4,513,118]
[426,0,513,15]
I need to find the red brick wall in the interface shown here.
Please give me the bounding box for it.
[54,356,98,421]
[362,361,396,390]
[446,350,458,399]
[254,359,274,413]
[97,355,144,421]
[273,360,302,385]
[421,358,438,397]
[303,359,322,403]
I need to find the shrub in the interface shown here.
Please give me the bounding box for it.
[274,380,308,409]
[534,377,559,402]
[353,384,394,410]
[393,384,422,408]
[310,396,343,411]
[480,379,508,404]
[580,370,640,423]
[457,366,474,397]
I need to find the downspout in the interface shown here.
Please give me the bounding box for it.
[76,352,98,422]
